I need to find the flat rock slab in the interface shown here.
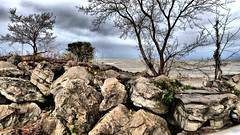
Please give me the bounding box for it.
[170,90,237,132]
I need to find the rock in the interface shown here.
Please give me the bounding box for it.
[104,69,120,78]
[89,104,171,135]
[17,61,34,79]
[42,116,68,135]
[31,61,64,96]
[169,90,237,131]
[7,55,22,66]
[99,78,127,111]
[227,74,240,90]
[89,104,130,135]
[52,79,102,134]
[154,75,172,82]
[0,103,41,130]
[0,61,24,77]
[51,66,92,94]
[231,101,240,123]
[135,70,150,78]
[130,77,168,115]
[206,80,233,92]
[121,109,171,135]
[0,77,46,103]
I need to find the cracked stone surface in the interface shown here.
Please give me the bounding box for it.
[130,77,168,115]
[0,77,46,103]
[169,90,237,131]
[89,104,171,135]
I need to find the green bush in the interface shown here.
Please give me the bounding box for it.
[67,41,95,62]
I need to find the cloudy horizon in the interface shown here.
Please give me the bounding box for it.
[0,0,240,59]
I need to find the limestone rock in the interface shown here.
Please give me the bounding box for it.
[0,61,24,77]
[0,103,41,129]
[7,55,22,66]
[231,101,240,123]
[104,69,120,78]
[17,61,34,79]
[169,90,237,131]
[31,61,64,96]
[42,116,68,135]
[89,104,130,135]
[52,79,102,134]
[121,110,171,135]
[130,77,168,115]
[99,78,127,111]
[227,74,240,90]
[0,77,46,103]
[89,104,171,135]
[51,66,92,95]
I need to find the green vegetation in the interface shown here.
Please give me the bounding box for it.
[67,41,95,62]
[150,80,198,103]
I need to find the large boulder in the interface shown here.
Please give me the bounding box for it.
[169,90,237,132]
[89,104,130,135]
[130,77,168,115]
[31,61,64,96]
[0,103,41,130]
[121,109,171,135]
[89,104,171,135]
[99,78,127,111]
[52,79,102,134]
[0,77,46,103]
[51,66,92,93]
[0,61,24,77]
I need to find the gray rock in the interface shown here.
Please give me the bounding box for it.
[231,101,240,123]
[51,66,92,95]
[130,77,168,115]
[0,61,24,77]
[52,79,102,134]
[31,61,64,96]
[0,77,46,103]
[99,78,127,111]
[169,90,237,131]
[42,116,68,135]
[227,74,240,90]
[121,109,171,135]
[89,104,171,135]
[0,103,41,129]
[104,70,120,78]
[89,104,130,135]
[7,55,22,66]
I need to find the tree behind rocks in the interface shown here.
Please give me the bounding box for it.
[67,41,95,62]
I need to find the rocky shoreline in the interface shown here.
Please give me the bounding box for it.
[0,55,240,135]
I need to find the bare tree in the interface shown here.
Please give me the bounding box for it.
[202,4,240,80]
[77,0,225,76]
[0,8,56,63]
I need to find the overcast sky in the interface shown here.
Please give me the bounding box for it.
[0,0,240,59]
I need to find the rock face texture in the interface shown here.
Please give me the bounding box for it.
[51,66,92,92]
[99,78,127,111]
[0,77,46,103]
[51,78,102,134]
[89,104,171,135]
[169,90,237,131]
[130,77,168,115]
[42,117,68,135]
[0,103,41,129]
[0,61,24,77]
[31,61,64,96]
[231,101,240,123]
[7,55,22,66]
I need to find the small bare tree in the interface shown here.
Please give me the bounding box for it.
[202,4,240,80]
[0,8,56,63]
[78,0,225,76]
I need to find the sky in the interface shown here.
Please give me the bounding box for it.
[0,0,240,59]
